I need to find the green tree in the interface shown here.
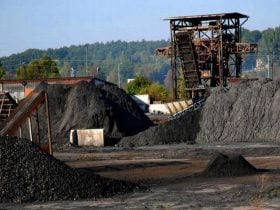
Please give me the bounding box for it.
[39,55,60,78]
[125,75,169,101]
[139,83,169,101]
[16,56,60,79]
[59,61,71,77]
[125,75,152,95]
[241,28,262,70]
[1,40,170,83]
[16,64,28,79]
[258,27,280,65]
[0,61,6,79]
[242,28,262,43]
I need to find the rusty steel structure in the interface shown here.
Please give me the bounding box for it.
[156,12,257,99]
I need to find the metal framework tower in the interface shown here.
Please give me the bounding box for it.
[156,12,257,99]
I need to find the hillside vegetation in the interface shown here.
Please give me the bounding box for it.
[0,40,170,86]
[0,27,280,84]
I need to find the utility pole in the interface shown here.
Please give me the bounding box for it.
[118,63,122,88]
[267,55,270,79]
[271,52,274,80]
[85,44,89,76]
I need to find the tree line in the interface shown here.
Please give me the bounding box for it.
[242,27,280,70]
[0,40,170,86]
[0,27,279,82]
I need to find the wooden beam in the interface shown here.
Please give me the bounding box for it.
[28,117,33,142]
[45,93,53,155]
[35,109,40,146]
[19,126,22,138]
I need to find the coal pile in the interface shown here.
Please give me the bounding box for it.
[0,136,139,203]
[197,79,280,143]
[118,111,199,147]
[202,153,258,177]
[35,80,152,145]
[120,79,280,147]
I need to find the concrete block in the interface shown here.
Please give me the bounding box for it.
[70,129,104,146]
[149,104,170,114]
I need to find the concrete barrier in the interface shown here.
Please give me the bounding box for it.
[149,104,170,114]
[149,100,194,115]
[70,129,104,146]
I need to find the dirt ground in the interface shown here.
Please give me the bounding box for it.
[1,143,280,209]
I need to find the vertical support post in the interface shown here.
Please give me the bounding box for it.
[19,126,22,138]
[236,18,241,77]
[170,20,178,100]
[218,18,224,87]
[35,108,40,146]
[118,63,122,88]
[45,92,53,155]
[28,117,33,142]
[235,55,242,77]
[267,55,270,79]
[85,44,89,76]
[0,82,3,92]
[271,53,274,80]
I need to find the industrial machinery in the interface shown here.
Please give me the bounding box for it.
[156,12,257,99]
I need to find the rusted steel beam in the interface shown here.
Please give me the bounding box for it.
[234,43,258,53]
[0,76,92,85]
[155,47,172,57]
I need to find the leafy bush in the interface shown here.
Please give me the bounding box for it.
[125,75,169,101]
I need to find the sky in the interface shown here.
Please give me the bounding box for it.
[0,0,279,57]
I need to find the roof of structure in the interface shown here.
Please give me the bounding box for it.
[164,12,248,21]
